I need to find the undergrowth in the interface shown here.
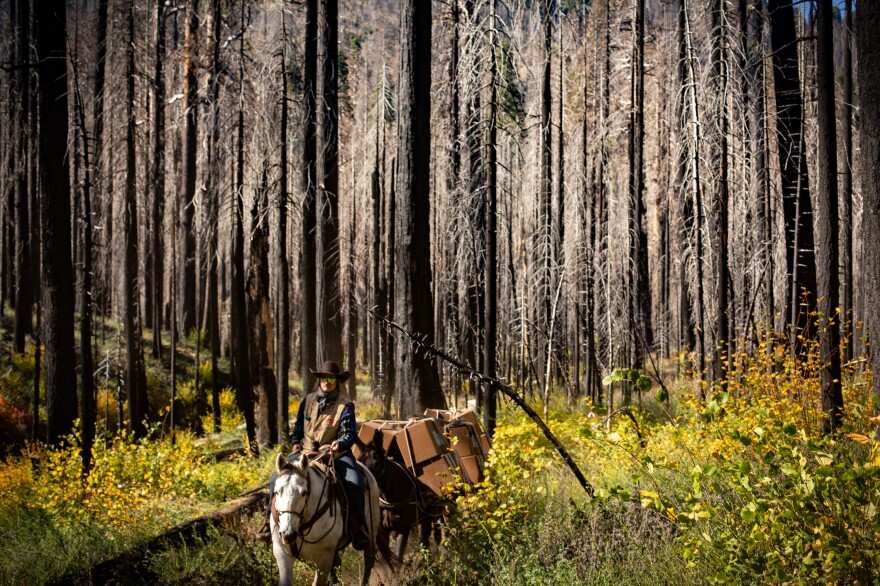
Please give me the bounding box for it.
[1,323,879,584]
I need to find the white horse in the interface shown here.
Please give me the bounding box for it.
[270,452,394,586]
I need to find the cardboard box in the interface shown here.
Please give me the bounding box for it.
[396,418,450,468]
[446,423,483,457]
[425,408,482,433]
[416,452,462,495]
[353,420,407,459]
[460,454,484,484]
[480,433,491,455]
[424,408,492,456]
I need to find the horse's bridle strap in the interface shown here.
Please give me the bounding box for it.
[271,468,336,543]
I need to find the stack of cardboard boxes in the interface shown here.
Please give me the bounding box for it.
[354,409,492,496]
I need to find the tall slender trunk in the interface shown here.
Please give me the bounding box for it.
[316,0,342,362]
[682,0,707,386]
[538,0,553,392]
[151,0,166,359]
[124,0,148,438]
[38,0,77,444]
[277,13,291,437]
[233,1,257,454]
[179,0,200,335]
[13,0,32,353]
[204,0,221,431]
[395,0,445,414]
[93,0,109,314]
[816,0,842,432]
[712,0,730,389]
[630,0,651,367]
[768,0,817,348]
[857,0,880,431]
[74,67,95,474]
[484,0,498,437]
[248,168,278,447]
[301,0,318,387]
[841,0,854,363]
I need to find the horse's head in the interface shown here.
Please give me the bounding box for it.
[273,452,310,543]
[356,429,386,472]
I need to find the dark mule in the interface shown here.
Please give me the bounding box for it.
[356,430,444,560]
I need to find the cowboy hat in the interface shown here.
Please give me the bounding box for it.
[310,360,350,383]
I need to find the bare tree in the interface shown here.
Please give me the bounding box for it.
[815,0,842,432]
[859,0,880,430]
[301,0,318,388]
[316,0,343,362]
[150,0,167,360]
[13,0,32,353]
[123,0,148,437]
[232,0,257,454]
[841,0,854,363]
[178,0,200,335]
[768,0,817,348]
[395,0,446,415]
[37,0,77,444]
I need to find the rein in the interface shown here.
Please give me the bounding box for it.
[272,453,340,555]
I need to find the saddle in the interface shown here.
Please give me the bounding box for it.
[301,449,365,549]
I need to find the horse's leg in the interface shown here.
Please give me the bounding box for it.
[419,516,433,549]
[272,541,294,586]
[393,528,409,561]
[310,549,337,586]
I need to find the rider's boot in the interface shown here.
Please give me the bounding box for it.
[346,485,370,550]
[257,517,272,543]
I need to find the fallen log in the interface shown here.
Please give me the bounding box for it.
[51,486,268,585]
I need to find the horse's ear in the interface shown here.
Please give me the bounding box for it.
[275,452,287,473]
[299,453,309,469]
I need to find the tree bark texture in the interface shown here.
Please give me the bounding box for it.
[124,0,148,438]
[179,0,200,335]
[151,0,167,359]
[859,0,880,427]
[13,0,32,353]
[816,0,842,432]
[248,171,278,447]
[394,0,446,415]
[37,0,77,444]
[768,0,817,346]
[301,0,318,389]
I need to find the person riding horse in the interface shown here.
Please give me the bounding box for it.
[260,361,369,550]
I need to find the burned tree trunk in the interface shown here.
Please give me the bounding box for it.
[38,0,77,444]
[316,0,343,362]
[13,0,32,353]
[277,13,291,436]
[859,0,880,428]
[232,0,257,454]
[123,0,148,438]
[395,0,446,414]
[248,169,278,448]
[301,0,318,387]
[179,0,200,336]
[150,0,167,359]
[815,0,842,433]
[768,0,817,347]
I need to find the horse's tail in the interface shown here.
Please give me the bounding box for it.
[375,525,399,570]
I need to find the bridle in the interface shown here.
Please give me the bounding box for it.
[271,461,337,556]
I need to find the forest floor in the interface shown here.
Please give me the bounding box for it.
[1,308,880,584]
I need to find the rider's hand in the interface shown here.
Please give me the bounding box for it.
[291,443,302,455]
[330,440,339,453]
